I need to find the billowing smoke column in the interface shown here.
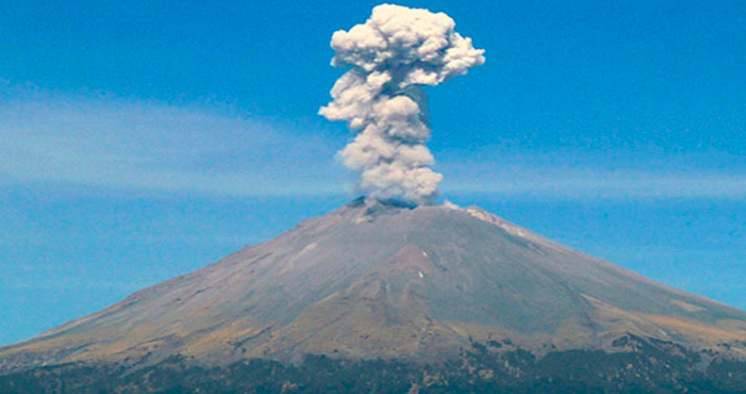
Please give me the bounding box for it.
[320,4,485,204]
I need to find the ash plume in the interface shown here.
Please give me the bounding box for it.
[320,4,485,204]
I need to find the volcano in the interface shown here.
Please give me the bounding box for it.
[2,199,746,392]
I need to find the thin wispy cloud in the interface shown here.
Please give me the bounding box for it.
[2,86,742,201]
[443,168,746,200]
[438,147,746,200]
[0,88,347,197]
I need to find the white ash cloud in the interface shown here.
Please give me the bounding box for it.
[320,4,484,204]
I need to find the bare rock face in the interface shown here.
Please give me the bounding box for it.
[2,199,746,372]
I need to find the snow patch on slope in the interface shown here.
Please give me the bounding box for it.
[464,207,529,239]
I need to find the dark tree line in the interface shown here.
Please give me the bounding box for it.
[2,335,746,394]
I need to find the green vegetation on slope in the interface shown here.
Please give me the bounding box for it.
[2,336,746,394]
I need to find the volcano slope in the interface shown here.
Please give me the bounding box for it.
[2,199,746,393]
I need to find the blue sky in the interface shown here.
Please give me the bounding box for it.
[1,0,744,346]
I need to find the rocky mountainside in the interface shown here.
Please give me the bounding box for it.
[2,198,746,379]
